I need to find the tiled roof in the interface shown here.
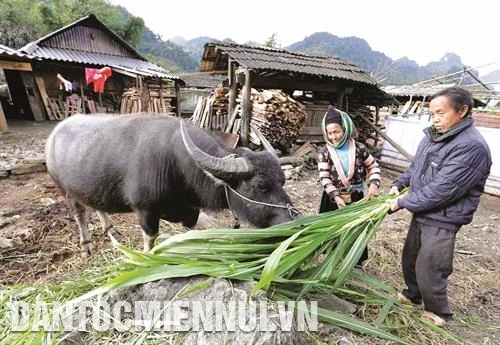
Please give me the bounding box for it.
[202,43,378,85]
[179,73,226,88]
[382,83,456,97]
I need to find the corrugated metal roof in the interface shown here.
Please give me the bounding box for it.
[178,73,226,88]
[0,44,16,53]
[0,44,38,60]
[21,14,144,60]
[382,83,456,97]
[110,65,179,79]
[17,14,181,81]
[202,43,378,85]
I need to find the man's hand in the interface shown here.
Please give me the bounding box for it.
[387,198,401,214]
[389,186,400,195]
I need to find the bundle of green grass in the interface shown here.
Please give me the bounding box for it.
[1,193,461,344]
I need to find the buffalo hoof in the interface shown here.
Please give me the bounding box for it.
[80,242,94,257]
[107,227,123,244]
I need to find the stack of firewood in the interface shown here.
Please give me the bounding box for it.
[191,97,214,129]
[212,84,230,117]
[191,84,230,130]
[242,89,308,151]
[120,86,175,115]
[120,88,142,113]
[348,103,384,158]
[191,88,308,152]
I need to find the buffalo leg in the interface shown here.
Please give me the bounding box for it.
[73,201,93,257]
[160,206,199,228]
[137,210,160,252]
[95,211,121,239]
[181,207,199,228]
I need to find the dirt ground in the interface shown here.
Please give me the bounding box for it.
[0,120,498,344]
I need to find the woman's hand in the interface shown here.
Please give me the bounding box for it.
[366,183,379,198]
[334,196,347,209]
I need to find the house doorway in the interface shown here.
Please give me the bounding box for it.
[1,69,35,121]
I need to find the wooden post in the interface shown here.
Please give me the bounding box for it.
[175,81,181,117]
[34,75,54,119]
[80,79,86,114]
[374,105,380,147]
[337,89,345,110]
[228,60,237,116]
[240,69,252,147]
[159,77,164,113]
[0,101,8,132]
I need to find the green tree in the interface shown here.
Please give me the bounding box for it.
[0,0,46,48]
[263,32,278,48]
[38,0,143,47]
[121,16,145,47]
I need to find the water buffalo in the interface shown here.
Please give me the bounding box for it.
[45,114,300,256]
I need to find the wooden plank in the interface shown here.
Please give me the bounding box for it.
[292,141,312,157]
[225,104,241,133]
[0,60,32,71]
[400,100,412,114]
[48,98,65,120]
[408,101,421,114]
[357,112,414,160]
[34,75,54,120]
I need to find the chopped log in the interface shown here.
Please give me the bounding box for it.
[292,141,313,157]
[278,156,304,166]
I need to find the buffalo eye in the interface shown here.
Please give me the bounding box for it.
[258,183,269,193]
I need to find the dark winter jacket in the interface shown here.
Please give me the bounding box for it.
[393,118,491,230]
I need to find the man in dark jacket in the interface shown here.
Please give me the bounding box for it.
[388,86,492,326]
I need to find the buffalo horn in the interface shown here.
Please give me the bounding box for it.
[180,120,251,178]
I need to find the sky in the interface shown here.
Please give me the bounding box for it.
[109,0,500,77]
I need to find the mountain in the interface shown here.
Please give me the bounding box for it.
[173,36,218,65]
[136,28,199,72]
[481,69,500,83]
[285,32,471,85]
[136,27,493,85]
[286,32,393,78]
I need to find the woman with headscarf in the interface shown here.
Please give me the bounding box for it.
[317,105,381,265]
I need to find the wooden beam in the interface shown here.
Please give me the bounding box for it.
[251,75,339,93]
[0,60,32,71]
